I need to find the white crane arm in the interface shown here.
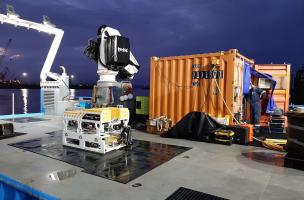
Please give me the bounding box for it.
[0,11,64,81]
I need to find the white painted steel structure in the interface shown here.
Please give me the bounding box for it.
[63,107,131,154]
[0,6,72,115]
[0,11,64,81]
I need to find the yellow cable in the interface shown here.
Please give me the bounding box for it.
[213,74,240,124]
[265,138,287,145]
[262,140,286,152]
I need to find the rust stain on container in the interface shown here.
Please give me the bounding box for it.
[149,49,254,124]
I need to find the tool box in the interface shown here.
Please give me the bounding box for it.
[0,123,14,138]
[146,117,173,135]
[237,124,253,143]
[221,124,253,145]
[214,129,235,145]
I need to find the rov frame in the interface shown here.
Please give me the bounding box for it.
[63,106,131,154]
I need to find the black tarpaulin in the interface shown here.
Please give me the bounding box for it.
[162,112,223,142]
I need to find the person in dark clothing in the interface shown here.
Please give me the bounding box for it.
[249,83,266,126]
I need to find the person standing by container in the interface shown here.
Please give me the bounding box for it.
[249,83,266,126]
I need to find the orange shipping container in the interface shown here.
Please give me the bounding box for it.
[149,49,254,124]
[254,64,290,113]
[254,64,291,126]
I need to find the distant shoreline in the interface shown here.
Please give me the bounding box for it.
[0,84,150,90]
[0,84,93,89]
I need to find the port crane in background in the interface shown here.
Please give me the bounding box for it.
[0,38,12,65]
[0,39,12,81]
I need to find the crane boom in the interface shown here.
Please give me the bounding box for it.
[0,5,64,81]
[1,5,71,115]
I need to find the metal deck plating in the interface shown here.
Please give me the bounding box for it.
[9,131,191,184]
[1,116,304,200]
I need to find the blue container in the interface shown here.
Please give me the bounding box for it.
[0,173,59,200]
[79,101,92,109]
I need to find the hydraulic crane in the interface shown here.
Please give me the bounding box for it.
[84,25,140,107]
[61,25,140,154]
[0,5,72,114]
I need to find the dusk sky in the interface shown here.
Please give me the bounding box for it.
[0,0,304,85]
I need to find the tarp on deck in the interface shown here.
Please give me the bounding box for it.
[161,112,222,142]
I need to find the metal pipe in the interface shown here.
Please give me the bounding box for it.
[12,93,14,120]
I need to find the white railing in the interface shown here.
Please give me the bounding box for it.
[11,93,14,119]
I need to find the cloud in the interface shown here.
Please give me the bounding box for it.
[0,46,22,60]
[0,47,6,56]
[1,0,304,84]
[73,45,86,53]
[21,0,98,11]
[9,54,22,60]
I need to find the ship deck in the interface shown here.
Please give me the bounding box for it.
[0,116,304,200]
